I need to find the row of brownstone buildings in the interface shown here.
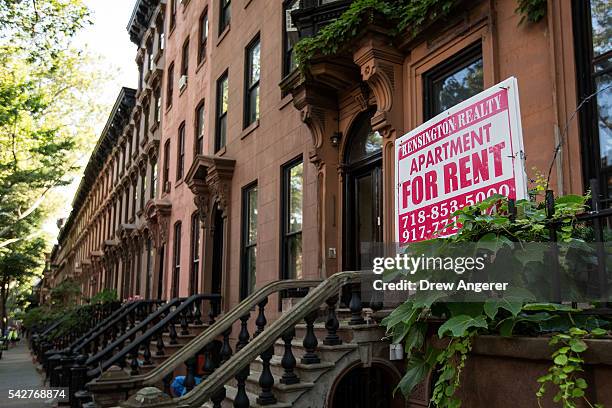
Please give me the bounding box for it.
[43,0,610,318]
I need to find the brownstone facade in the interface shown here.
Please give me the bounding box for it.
[50,0,608,317]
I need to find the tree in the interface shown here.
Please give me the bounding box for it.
[0,0,110,331]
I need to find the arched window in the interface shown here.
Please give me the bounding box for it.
[345,111,382,165]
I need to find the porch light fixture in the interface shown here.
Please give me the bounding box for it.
[330,132,342,147]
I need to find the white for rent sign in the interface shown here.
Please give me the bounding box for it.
[395,77,528,244]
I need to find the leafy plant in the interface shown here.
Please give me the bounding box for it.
[515,0,547,24]
[537,327,607,408]
[382,191,612,407]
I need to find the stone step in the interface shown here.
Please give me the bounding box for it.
[202,384,293,408]
[273,338,357,362]
[250,355,335,384]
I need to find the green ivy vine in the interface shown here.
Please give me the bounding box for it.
[537,327,606,408]
[294,0,547,72]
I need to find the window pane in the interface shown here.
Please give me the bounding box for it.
[596,72,612,167]
[432,57,483,115]
[286,234,302,279]
[249,85,259,123]
[288,162,303,233]
[249,41,260,86]
[221,77,228,113]
[284,0,300,74]
[219,115,227,148]
[246,246,256,294]
[591,0,611,56]
[247,186,258,245]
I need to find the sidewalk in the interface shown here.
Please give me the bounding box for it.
[0,340,50,408]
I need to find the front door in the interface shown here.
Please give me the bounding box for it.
[343,111,383,271]
[210,207,224,295]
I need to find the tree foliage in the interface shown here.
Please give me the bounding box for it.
[0,0,110,329]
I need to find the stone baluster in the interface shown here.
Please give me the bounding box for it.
[254,297,268,338]
[156,332,165,356]
[184,356,197,392]
[202,342,217,378]
[180,308,190,335]
[234,314,251,408]
[349,283,365,325]
[257,346,277,405]
[168,318,178,344]
[211,387,226,408]
[193,300,203,325]
[301,310,320,364]
[280,328,299,385]
[220,328,233,364]
[324,295,342,345]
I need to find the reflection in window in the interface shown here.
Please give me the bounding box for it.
[220,0,230,34]
[215,72,228,152]
[241,184,257,298]
[190,213,200,295]
[424,43,484,119]
[283,0,300,77]
[282,159,303,279]
[346,112,382,165]
[245,36,260,127]
[574,0,612,202]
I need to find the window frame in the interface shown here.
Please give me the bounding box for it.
[172,221,181,298]
[422,41,483,121]
[176,121,185,181]
[198,9,209,64]
[219,0,231,35]
[240,181,258,300]
[215,71,229,152]
[181,38,190,78]
[170,0,177,31]
[163,140,170,193]
[282,0,300,78]
[195,100,205,155]
[166,62,174,108]
[280,156,304,280]
[244,34,261,128]
[189,212,201,295]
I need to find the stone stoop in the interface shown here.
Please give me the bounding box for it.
[203,323,387,408]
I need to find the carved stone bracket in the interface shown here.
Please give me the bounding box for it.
[144,199,172,247]
[185,155,236,224]
[353,36,404,133]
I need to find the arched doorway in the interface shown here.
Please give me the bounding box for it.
[343,110,383,271]
[329,361,405,408]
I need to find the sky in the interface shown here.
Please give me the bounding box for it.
[42,0,139,242]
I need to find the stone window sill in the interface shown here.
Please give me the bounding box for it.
[240,119,259,139]
[217,25,230,47]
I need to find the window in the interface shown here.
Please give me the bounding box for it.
[573,0,612,204]
[195,101,205,154]
[147,38,154,71]
[140,171,147,210]
[145,237,153,299]
[167,62,174,108]
[198,10,208,63]
[163,140,170,192]
[131,179,138,220]
[281,158,303,279]
[190,212,200,295]
[241,183,257,299]
[156,17,165,51]
[423,42,483,120]
[154,87,161,124]
[124,188,130,223]
[144,102,150,136]
[283,0,300,77]
[219,0,230,34]
[215,71,228,152]
[135,122,140,149]
[172,221,181,298]
[244,35,260,127]
[177,122,185,180]
[170,0,177,30]
[181,38,189,78]
[150,161,157,199]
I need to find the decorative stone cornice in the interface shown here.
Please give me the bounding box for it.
[144,199,172,247]
[185,155,236,224]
